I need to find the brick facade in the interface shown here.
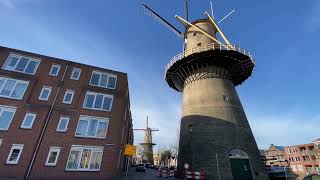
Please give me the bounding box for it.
[284,141,320,179]
[0,46,133,180]
[264,144,288,167]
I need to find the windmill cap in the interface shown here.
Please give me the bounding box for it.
[184,18,217,36]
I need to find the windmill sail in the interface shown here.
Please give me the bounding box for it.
[143,3,183,38]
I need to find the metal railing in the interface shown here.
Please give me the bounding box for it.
[165,43,254,73]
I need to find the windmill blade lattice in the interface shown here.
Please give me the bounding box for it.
[143,3,183,38]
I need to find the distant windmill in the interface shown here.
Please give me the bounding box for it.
[133,116,159,164]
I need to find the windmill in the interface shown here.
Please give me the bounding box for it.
[133,116,159,164]
[143,1,269,179]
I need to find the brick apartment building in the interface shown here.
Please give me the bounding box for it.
[0,46,133,180]
[264,144,288,167]
[284,139,320,178]
[263,139,320,179]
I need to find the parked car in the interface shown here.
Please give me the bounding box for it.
[144,163,151,168]
[136,164,146,172]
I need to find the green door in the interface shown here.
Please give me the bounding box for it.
[230,159,253,180]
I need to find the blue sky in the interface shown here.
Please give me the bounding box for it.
[0,0,319,150]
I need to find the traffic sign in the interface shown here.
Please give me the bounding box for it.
[124,144,136,156]
[184,163,189,169]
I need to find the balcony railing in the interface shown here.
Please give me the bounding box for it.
[165,43,254,73]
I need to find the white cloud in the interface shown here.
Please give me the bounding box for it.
[249,114,319,150]
[132,95,319,153]
[0,0,15,8]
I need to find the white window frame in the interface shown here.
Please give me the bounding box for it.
[0,105,17,131]
[83,91,113,112]
[6,144,24,164]
[62,90,75,104]
[291,165,297,172]
[56,116,70,132]
[38,86,52,101]
[20,113,37,129]
[0,139,3,147]
[2,53,40,75]
[297,165,304,171]
[45,146,61,166]
[49,64,61,76]
[65,145,104,171]
[70,68,81,80]
[89,71,117,89]
[75,115,109,139]
[0,76,29,100]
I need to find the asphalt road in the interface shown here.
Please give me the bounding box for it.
[119,167,178,180]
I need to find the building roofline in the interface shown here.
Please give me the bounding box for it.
[0,45,128,76]
[284,142,315,148]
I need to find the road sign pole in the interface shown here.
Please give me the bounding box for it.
[216,154,221,180]
[184,163,189,180]
[125,155,130,180]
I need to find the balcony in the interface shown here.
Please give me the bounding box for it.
[165,43,254,74]
[301,150,309,156]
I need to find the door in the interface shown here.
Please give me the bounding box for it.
[230,158,253,180]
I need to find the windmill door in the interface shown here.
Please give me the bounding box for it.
[230,159,253,180]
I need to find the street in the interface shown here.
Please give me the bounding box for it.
[120,167,178,180]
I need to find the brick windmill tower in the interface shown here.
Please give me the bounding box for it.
[134,116,159,164]
[144,1,269,179]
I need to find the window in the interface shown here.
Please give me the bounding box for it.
[70,68,81,80]
[39,86,52,101]
[291,165,297,172]
[3,53,40,75]
[297,165,304,171]
[0,106,16,130]
[0,77,29,100]
[83,91,113,111]
[63,90,74,104]
[49,65,61,76]
[223,95,229,102]
[20,113,36,129]
[66,145,103,171]
[89,71,117,89]
[6,144,24,164]
[75,116,109,139]
[56,116,70,132]
[0,139,2,146]
[188,124,193,133]
[45,147,61,166]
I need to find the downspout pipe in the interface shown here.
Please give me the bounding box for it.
[25,64,69,180]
